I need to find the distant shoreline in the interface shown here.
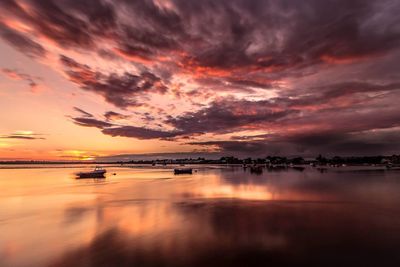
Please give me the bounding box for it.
[0,155,398,167]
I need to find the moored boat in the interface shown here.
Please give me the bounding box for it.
[76,166,106,178]
[174,168,193,174]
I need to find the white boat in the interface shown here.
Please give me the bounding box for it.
[76,166,106,178]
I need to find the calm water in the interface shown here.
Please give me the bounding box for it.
[1,165,400,267]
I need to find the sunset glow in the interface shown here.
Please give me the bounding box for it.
[1,0,400,160]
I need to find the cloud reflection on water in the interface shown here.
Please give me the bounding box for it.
[1,166,400,267]
[51,200,400,267]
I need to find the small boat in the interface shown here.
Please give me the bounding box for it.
[76,166,106,178]
[174,168,193,174]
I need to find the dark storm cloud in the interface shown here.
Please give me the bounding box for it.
[104,111,130,121]
[72,78,400,146]
[265,81,400,114]
[0,22,46,58]
[71,117,113,129]
[190,129,400,157]
[0,0,116,49]
[227,78,273,90]
[322,82,400,98]
[278,131,398,155]
[102,126,181,140]
[3,0,399,69]
[0,0,183,61]
[114,0,185,59]
[191,77,259,94]
[67,77,400,151]
[180,81,395,133]
[174,0,400,72]
[166,98,298,134]
[68,110,180,140]
[140,112,156,123]
[116,25,181,61]
[2,0,399,87]
[2,0,400,155]
[59,55,168,108]
[181,83,400,156]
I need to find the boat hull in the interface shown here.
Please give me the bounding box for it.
[76,170,106,179]
[174,168,193,174]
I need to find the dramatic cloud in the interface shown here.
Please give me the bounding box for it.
[3,0,399,73]
[2,0,400,156]
[71,117,113,129]
[0,0,115,49]
[60,55,168,108]
[0,22,46,58]
[190,129,400,157]
[166,98,298,135]
[69,110,180,139]
[104,111,130,121]
[102,126,180,140]
[167,80,400,136]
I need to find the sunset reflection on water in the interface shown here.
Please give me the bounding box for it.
[1,165,400,267]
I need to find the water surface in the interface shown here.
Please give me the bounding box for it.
[1,165,400,267]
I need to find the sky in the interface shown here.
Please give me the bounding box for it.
[0,0,400,161]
